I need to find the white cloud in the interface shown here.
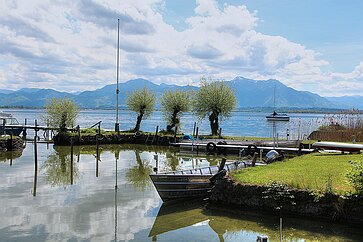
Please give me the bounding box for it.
[0,0,362,97]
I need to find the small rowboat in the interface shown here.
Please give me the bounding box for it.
[150,160,256,202]
[312,141,363,153]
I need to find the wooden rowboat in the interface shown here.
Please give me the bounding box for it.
[150,160,253,202]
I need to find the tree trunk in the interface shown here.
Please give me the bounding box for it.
[209,111,219,136]
[167,109,180,132]
[133,112,144,132]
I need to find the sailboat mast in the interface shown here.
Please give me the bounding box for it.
[115,19,120,132]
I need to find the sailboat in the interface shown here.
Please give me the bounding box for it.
[266,86,290,121]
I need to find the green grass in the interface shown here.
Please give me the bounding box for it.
[232,153,363,194]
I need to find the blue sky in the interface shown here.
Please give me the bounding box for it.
[0,0,362,96]
[163,0,363,72]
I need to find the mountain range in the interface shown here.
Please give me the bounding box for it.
[0,77,362,110]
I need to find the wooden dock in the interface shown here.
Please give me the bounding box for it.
[171,141,314,155]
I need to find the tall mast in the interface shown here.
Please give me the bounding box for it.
[115,19,120,132]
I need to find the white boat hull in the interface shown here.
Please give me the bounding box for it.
[312,142,363,153]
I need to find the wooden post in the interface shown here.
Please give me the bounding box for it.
[96,135,99,177]
[35,119,38,140]
[2,119,5,135]
[193,122,196,136]
[22,118,27,138]
[174,126,178,143]
[77,125,80,143]
[98,122,101,136]
[196,127,199,155]
[33,135,38,196]
[70,141,74,185]
[152,125,158,144]
[218,158,227,172]
[219,128,222,138]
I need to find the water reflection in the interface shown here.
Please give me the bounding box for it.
[0,149,23,165]
[41,146,80,188]
[150,201,363,242]
[126,149,153,191]
[1,143,362,241]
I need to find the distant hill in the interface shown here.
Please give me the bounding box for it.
[326,96,363,110]
[0,89,14,94]
[228,77,333,108]
[74,78,198,108]
[0,77,357,110]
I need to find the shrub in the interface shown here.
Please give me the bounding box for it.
[346,160,363,194]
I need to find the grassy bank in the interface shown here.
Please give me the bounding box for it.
[231,153,362,194]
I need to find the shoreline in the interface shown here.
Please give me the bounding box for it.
[210,176,363,225]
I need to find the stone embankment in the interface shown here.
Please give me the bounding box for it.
[0,136,24,152]
[210,176,363,224]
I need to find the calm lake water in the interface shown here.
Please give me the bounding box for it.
[0,143,362,241]
[3,108,359,139]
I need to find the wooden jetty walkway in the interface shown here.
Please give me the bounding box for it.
[171,140,314,155]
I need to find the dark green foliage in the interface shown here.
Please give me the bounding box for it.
[346,160,363,194]
[127,87,156,132]
[193,78,236,135]
[161,89,190,132]
[262,182,296,209]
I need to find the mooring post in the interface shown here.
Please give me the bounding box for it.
[98,122,101,136]
[77,125,80,143]
[34,119,38,140]
[219,128,222,138]
[218,158,227,172]
[71,140,74,185]
[174,126,178,143]
[193,122,196,136]
[196,127,199,155]
[96,135,99,177]
[23,118,27,138]
[2,119,5,135]
[152,125,159,144]
[33,135,38,197]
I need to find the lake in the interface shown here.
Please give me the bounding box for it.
[3,108,359,139]
[0,143,362,241]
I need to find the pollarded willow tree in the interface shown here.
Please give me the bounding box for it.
[44,97,79,133]
[161,89,191,132]
[127,87,156,132]
[193,79,236,136]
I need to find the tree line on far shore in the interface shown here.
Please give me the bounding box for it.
[44,78,236,136]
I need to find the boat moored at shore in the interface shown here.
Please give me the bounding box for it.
[150,159,261,202]
[0,112,23,136]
